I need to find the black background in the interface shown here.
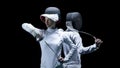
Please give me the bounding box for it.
[4,0,116,68]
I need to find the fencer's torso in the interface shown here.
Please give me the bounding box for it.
[39,28,63,68]
[62,31,81,65]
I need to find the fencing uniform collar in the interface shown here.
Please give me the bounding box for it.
[46,28,57,33]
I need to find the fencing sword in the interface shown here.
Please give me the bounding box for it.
[79,31,96,40]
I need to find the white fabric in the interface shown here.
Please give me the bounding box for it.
[39,28,63,68]
[62,31,98,68]
[22,23,63,68]
[22,23,98,68]
[40,14,59,22]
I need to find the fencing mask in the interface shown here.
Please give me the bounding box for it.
[66,12,82,31]
[66,12,96,39]
[44,7,61,21]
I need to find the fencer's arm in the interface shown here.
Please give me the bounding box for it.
[22,23,38,37]
[79,44,98,54]
[79,38,103,54]
[63,33,79,62]
[63,43,78,62]
[63,32,98,62]
[22,23,43,41]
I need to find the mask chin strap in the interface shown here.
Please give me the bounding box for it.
[79,31,96,40]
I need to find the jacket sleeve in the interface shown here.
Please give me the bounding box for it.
[78,43,98,54]
[77,35,99,54]
[22,23,44,41]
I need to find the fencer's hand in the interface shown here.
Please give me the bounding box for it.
[95,38,103,48]
[58,57,64,63]
[22,23,35,29]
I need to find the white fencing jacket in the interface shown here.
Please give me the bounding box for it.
[39,28,63,68]
[62,30,98,65]
[22,23,62,68]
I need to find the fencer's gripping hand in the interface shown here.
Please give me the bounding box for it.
[95,38,103,48]
[22,23,39,37]
[22,23,35,32]
[58,57,64,63]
